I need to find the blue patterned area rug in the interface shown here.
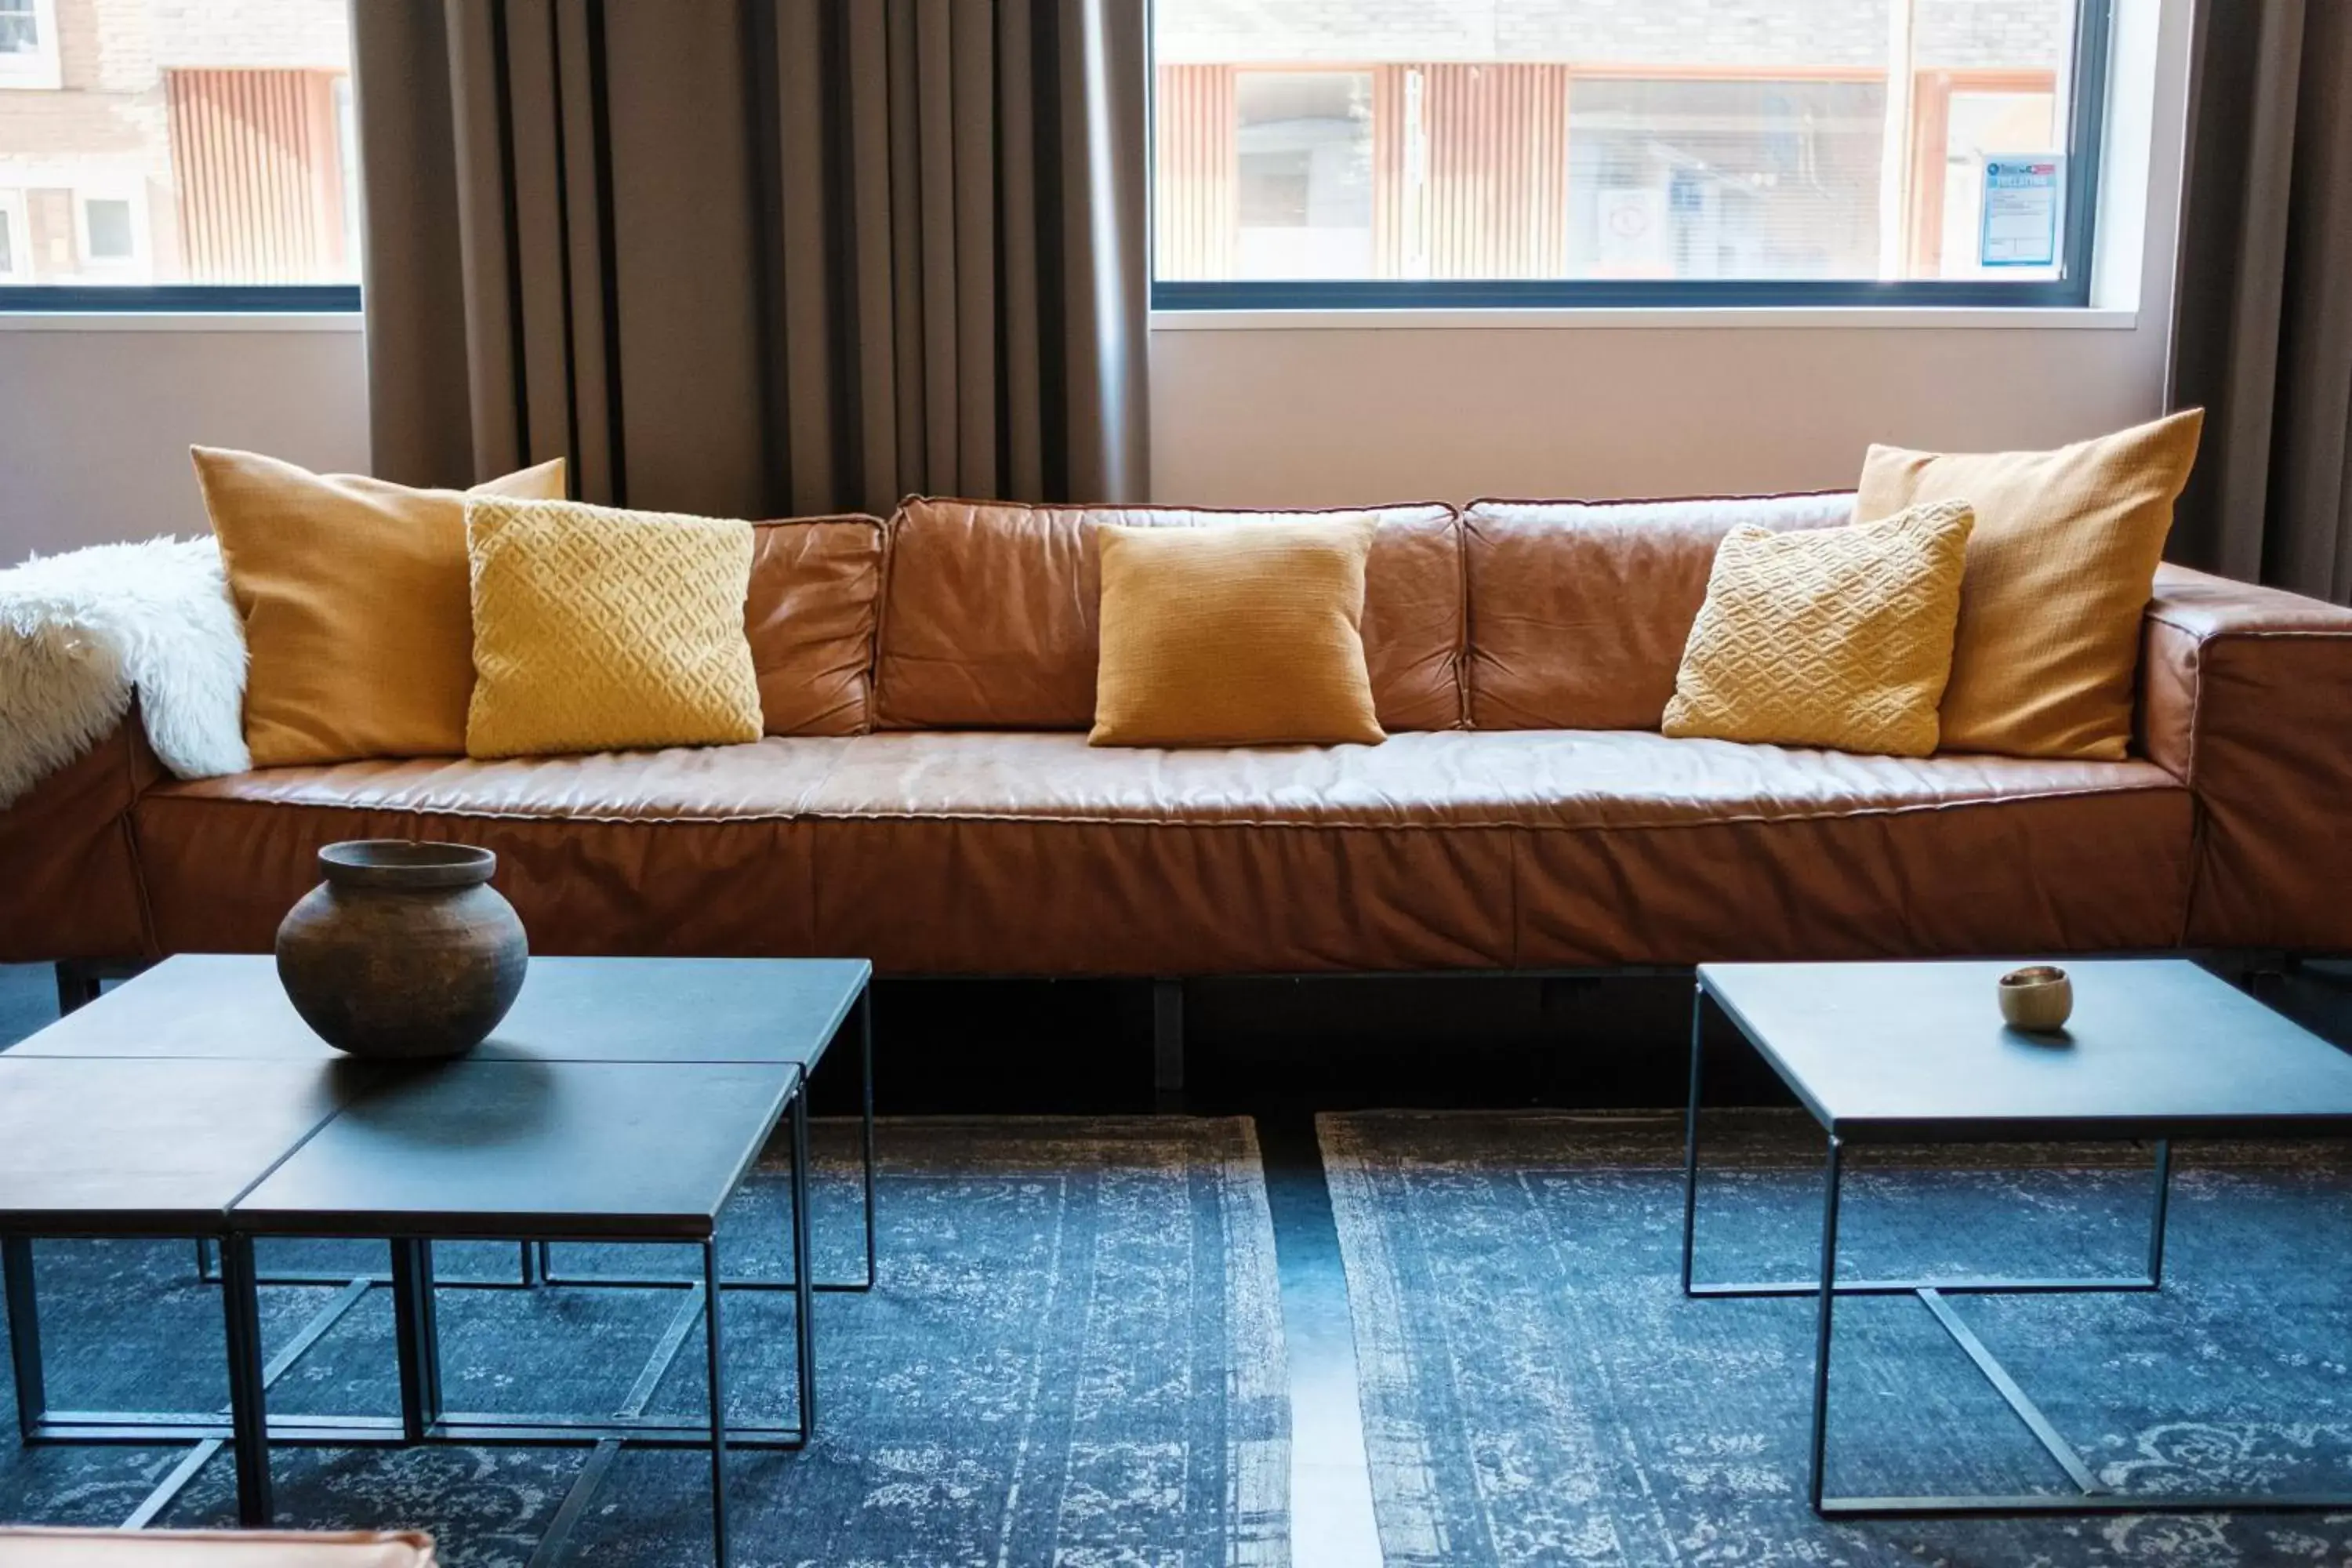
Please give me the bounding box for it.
[0,1117,1288,1567]
[1322,1109,2352,1566]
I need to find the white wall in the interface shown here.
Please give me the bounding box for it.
[0,0,2187,554]
[1149,313,2172,506]
[0,321,366,557]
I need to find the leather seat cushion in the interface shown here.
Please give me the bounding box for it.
[136,731,2191,975]
[134,741,851,958]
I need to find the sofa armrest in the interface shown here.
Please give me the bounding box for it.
[2140,562,2352,952]
[0,713,162,964]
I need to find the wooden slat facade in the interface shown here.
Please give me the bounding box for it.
[1153,63,1237,281]
[165,67,348,285]
[1411,63,1570,279]
[1160,60,1570,281]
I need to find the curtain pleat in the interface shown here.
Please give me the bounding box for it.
[358,0,1148,517]
[2169,0,2352,603]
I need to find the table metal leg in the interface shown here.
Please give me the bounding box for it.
[1680,986,1707,1298]
[1808,1135,1844,1514]
[2147,1139,2172,1287]
[4,1236,45,1443]
[789,1085,816,1438]
[389,1239,442,1442]
[702,1237,729,1568]
[220,1236,272,1527]
[849,985,877,1292]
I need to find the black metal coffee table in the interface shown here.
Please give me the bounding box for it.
[1685,958,2352,1519]
[1,954,876,1566]
[17,955,878,1295]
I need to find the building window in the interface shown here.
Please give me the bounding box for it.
[0,0,357,307]
[1152,0,2109,308]
[73,188,147,278]
[0,191,25,281]
[81,197,135,263]
[0,0,59,90]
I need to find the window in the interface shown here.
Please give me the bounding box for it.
[0,0,59,90]
[1152,0,2110,308]
[78,194,138,267]
[0,0,358,309]
[0,191,25,281]
[1236,72,1375,278]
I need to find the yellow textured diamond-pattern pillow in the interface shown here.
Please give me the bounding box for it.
[465,497,762,759]
[1663,500,1976,758]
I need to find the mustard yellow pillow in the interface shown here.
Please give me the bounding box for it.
[1663,500,1976,758]
[464,496,762,759]
[1091,520,1385,748]
[194,447,567,766]
[1854,409,2203,760]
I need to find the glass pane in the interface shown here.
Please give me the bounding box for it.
[1153,0,2080,286]
[83,197,132,260]
[0,0,356,286]
[1566,79,1886,281]
[1236,71,1374,279]
[1931,86,2060,278]
[0,9,35,56]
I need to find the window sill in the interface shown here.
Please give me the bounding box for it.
[1150,306,2139,332]
[0,310,363,332]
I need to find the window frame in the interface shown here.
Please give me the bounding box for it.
[0,25,363,314]
[0,0,61,92]
[72,186,149,278]
[0,188,27,283]
[1152,0,2113,313]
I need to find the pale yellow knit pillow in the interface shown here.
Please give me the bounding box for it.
[465,496,762,759]
[1662,500,1976,758]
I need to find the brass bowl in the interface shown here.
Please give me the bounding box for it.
[1998,964,2073,1033]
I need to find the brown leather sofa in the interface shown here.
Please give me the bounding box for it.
[8,492,2351,979]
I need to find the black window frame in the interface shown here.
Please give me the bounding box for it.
[0,283,358,312]
[1152,0,2112,313]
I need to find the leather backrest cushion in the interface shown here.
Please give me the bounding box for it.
[1464,492,1854,730]
[749,515,885,735]
[874,499,1466,731]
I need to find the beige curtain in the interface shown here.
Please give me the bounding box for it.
[354,0,1149,517]
[2168,0,2352,602]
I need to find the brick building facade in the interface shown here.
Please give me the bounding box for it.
[1158,0,2070,70]
[0,0,350,285]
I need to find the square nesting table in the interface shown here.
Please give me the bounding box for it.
[0,1056,365,1453]
[2,954,875,1568]
[230,1056,807,1567]
[14,955,877,1295]
[1685,958,2352,1519]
